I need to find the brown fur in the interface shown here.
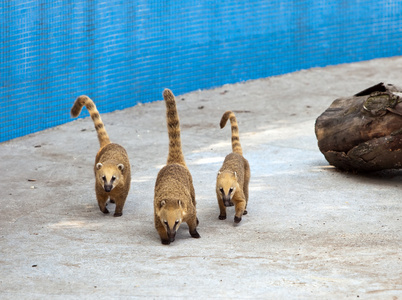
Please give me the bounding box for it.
[154,89,200,245]
[216,111,250,223]
[71,95,131,217]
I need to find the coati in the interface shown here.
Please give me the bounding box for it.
[71,95,131,217]
[216,111,250,223]
[154,89,200,245]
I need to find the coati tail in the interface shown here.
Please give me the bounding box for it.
[163,89,186,166]
[71,95,110,148]
[220,111,243,155]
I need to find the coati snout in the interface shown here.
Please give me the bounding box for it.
[96,162,125,193]
[222,193,234,207]
[217,171,237,207]
[165,220,180,242]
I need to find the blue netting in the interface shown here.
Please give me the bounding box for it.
[1,0,402,142]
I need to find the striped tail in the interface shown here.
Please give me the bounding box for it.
[163,89,186,166]
[220,111,243,155]
[71,95,110,148]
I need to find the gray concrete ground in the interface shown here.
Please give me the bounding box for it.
[1,57,402,299]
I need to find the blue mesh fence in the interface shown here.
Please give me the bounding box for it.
[1,1,402,142]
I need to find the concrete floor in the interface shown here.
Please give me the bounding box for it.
[1,57,401,299]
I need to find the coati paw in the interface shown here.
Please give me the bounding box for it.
[234,216,242,223]
[161,239,171,245]
[113,212,122,217]
[243,210,248,215]
[101,208,109,214]
[190,230,201,239]
[219,214,227,220]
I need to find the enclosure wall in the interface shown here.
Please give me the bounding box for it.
[1,1,402,142]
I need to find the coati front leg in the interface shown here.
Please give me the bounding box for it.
[113,199,124,217]
[242,184,248,216]
[113,193,128,217]
[188,186,201,237]
[243,162,251,215]
[218,197,227,220]
[187,215,201,238]
[96,191,109,214]
[234,199,246,223]
[233,191,247,223]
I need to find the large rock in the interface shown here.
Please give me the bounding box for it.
[315,82,402,172]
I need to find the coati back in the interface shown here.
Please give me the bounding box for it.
[216,111,250,223]
[71,95,131,217]
[154,89,200,245]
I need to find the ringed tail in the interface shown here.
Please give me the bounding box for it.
[220,111,243,155]
[163,89,186,167]
[71,95,110,148]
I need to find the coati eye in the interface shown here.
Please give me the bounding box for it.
[219,187,224,194]
[163,220,168,226]
[229,187,234,194]
[102,175,106,181]
[111,175,116,182]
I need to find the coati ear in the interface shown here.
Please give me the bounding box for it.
[96,163,103,170]
[160,200,166,208]
[234,171,237,179]
[117,164,124,171]
[217,171,221,177]
[178,200,186,215]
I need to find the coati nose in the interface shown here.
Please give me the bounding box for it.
[104,185,113,192]
[167,230,176,242]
